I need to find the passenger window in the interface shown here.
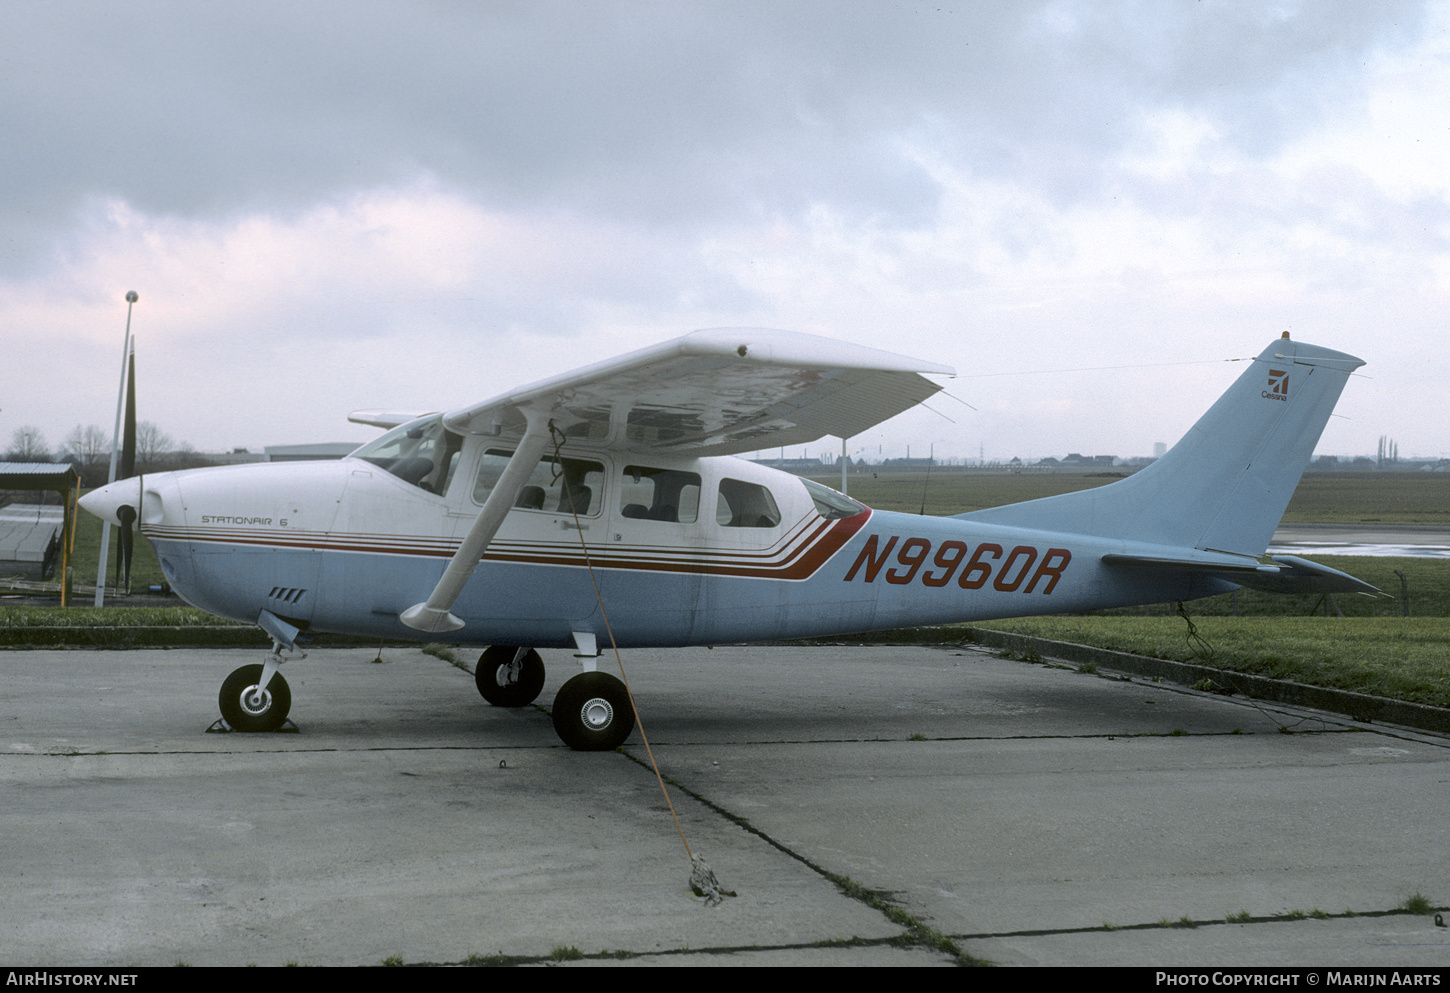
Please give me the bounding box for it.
[620,466,701,524]
[717,478,781,528]
[474,450,604,516]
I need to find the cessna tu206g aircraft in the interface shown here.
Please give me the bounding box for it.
[80,329,1378,750]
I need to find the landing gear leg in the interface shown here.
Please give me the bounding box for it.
[475,646,545,707]
[218,618,305,732]
[551,671,635,751]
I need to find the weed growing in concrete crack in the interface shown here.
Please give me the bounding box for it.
[829,872,986,966]
[422,643,462,667]
[1402,893,1433,915]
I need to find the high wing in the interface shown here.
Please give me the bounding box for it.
[438,327,954,456]
[399,327,954,632]
[348,410,437,430]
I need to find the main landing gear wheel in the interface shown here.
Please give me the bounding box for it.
[475,646,546,707]
[551,671,635,751]
[219,664,292,732]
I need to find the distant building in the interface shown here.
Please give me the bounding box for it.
[203,450,267,465]
[263,443,361,462]
[749,457,825,474]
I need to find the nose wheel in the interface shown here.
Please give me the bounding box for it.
[219,664,292,732]
[474,646,546,707]
[551,671,634,751]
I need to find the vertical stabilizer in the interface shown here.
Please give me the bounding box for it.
[958,338,1364,556]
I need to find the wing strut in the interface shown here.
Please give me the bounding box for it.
[399,407,552,633]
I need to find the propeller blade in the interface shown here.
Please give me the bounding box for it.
[120,345,136,480]
[117,504,136,592]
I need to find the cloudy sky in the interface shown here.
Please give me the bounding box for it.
[4,0,1447,464]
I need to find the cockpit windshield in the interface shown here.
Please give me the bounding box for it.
[351,414,463,495]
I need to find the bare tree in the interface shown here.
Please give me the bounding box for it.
[6,425,50,461]
[136,421,175,467]
[63,424,110,467]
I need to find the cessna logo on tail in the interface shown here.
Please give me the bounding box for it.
[1263,368,1289,401]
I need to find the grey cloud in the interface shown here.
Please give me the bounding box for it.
[1,0,1428,272]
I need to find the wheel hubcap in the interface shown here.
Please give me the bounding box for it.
[580,697,613,730]
[240,685,272,716]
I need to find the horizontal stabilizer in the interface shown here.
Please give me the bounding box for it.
[1102,551,1384,596]
[1240,555,1385,596]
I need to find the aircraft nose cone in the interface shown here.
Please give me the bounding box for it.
[79,478,142,527]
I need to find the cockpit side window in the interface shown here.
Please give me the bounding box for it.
[351,415,462,496]
[801,478,865,520]
[620,466,701,524]
[717,478,781,528]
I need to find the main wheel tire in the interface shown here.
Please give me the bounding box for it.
[219,664,292,732]
[475,646,546,707]
[551,671,635,751]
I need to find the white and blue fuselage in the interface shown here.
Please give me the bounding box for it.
[90,447,1229,650]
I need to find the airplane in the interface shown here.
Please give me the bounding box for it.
[79,328,1378,750]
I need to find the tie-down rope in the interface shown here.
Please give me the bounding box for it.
[548,422,729,904]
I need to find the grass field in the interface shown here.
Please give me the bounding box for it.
[971,615,1450,709]
[813,469,1450,524]
[0,605,236,627]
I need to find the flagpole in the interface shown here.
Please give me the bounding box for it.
[94,291,137,607]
